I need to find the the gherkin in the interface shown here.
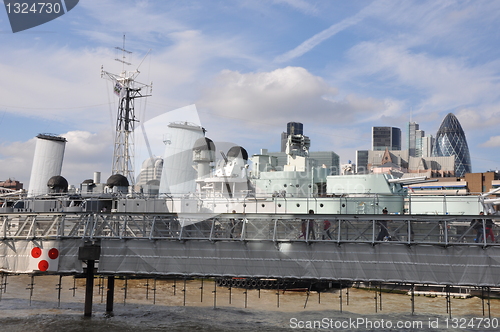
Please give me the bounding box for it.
[432,113,472,177]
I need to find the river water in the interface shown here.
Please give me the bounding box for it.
[0,275,499,331]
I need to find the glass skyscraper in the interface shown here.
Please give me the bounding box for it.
[407,122,426,157]
[432,113,472,177]
[372,126,401,151]
[281,122,304,152]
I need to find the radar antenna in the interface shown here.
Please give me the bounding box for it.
[101,34,152,187]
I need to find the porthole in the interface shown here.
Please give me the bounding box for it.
[296,203,300,207]
[278,204,282,208]
[320,203,324,208]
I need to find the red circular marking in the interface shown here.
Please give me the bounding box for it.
[31,247,42,258]
[38,260,49,271]
[48,248,59,260]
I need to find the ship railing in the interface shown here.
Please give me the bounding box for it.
[0,213,498,247]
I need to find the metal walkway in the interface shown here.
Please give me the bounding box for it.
[1,212,499,287]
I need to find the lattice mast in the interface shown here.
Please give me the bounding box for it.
[101,36,152,187]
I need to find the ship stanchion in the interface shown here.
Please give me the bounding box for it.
[152,278,157,305]
[27,275,35,306]
[97,275,103,296]
[70,276,77,297]
[482,287,485,316]
[487,286,491,319]
[276,283,280,308]
[0,273,4,301]
[303,283,311,309]
[182,278,187,306]
[56,275,63,308]
[339,281,343,313]
[213,280,217,309]
[379,283,383,311]
[122,277,128,305]
[244,287,248,308]
[98,275,105,303]
[106,276,115,316]
[199,278,204,303]
[445,284,452,318]
[228,285,232,304]
[410,283,415,315]
[145,278,150,300]
[373,282,378,313]
[172,278,177,296]
[2,273,8,294]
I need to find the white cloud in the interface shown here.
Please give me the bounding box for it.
[78,0,186,42]
[274,0,391,63]
[0,130,113,189]
[344,42,500,114]
[0,139,36,185]
[61,130,113,185]
[272,0,319,15]
[198,67,389,127]
[0,46,113,130]
[481,136,500,148]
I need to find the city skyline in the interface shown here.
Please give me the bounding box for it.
[1,1,500,187]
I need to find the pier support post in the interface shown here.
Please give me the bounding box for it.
[84,260,95,317]
[106,276,115,315]
[78,243,101,317]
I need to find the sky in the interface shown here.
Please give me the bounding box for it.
[1,0,500,187]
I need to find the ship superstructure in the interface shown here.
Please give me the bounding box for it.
[0,112,493,218]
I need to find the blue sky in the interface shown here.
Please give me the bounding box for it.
[1,0,500,187]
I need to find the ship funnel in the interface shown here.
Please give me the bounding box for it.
[93,171,101,184]
[159,122,205,196]
[193,137,216,179]
[27,134,67,197]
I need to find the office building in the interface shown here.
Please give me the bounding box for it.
[432,113,472,177]
[356,150,369,174]
[407,122,426,157]
[281,122,304,152]
[372,127,401,151]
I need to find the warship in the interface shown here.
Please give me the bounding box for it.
[0,44,497,294]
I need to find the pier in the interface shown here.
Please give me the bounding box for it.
[1,210,499,316]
